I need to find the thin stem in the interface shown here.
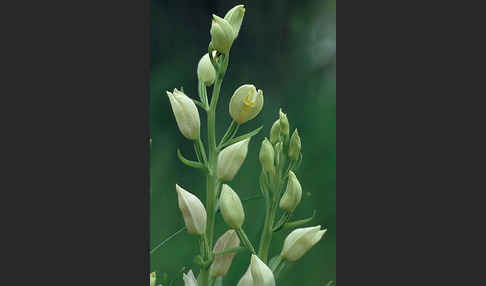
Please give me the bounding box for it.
[236,228,256,254]
[214,246,246,256]
[149,227,186,255]
[197,138,208,165]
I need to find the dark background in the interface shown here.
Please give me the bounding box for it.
[150,0,336,284]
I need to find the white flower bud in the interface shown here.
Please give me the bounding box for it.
[259,138,275,174]
[175,184,207,235]
[229,84,264,124]
[269,119,281,144]
[288,129,301,161]
[279,109,289,137]
[237,265,253,286]
[210,14,234,54]
[197,53,216,86]
[219,184,245,229]
[150,272,156,286]
[224,4,246,38]
[167,88,200,140]
[281,225,327,262]
[210,230,241,277]
[279,170,302,212]
[250,254,275,286]
[182,270,197,286]
[217,138,250,181]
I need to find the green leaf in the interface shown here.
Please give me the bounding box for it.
[220,126,263,149]
[280,210,317,232]
[177,149,205,169]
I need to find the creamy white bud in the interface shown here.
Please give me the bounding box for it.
[219,184,245,229]
[269,119,281,144]
[197,53,216,86]
[279,109,289,137]
[279,170,302,212]
[167,88,200,140]
[281,225,327,262]
[217,138,250,181]
[210,230,241,277]
[259,138,275,174]
[210,14,234,54]
[229,84,264,124]
[182,270,197,286]
[237,265,253,286]
[250,254,275,286]
[150,272,156,286]
[224,5,246,38]
[288,129,301,161]
[175,184,207,235]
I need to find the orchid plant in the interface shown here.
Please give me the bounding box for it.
[151,5,327,286]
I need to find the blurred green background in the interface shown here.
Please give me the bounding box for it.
[150,0,335,285]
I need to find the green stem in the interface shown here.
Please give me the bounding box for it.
[236,228,256,254]
[214,246,246,256]
[258,202,276,263]
[200,55,228,286]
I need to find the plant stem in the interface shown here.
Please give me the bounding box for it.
[236,228,256,254]
[258,201,276,263]
[201,55,228,286]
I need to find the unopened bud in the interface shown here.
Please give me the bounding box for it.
[150,272,156,286]
[176,184,207,235]
[279,170,302,212]
[197,53,216,86]
[250,254,275,286]
[210,14,234,54]
[224,5,246,38]
[259,138,275,174]
[279,109,289,137]
[281,226,327,262]
[217,138,250,181]
[288,129,301,161]
[237,265,253,286]
[210,230,241,277]
[167,88,200,140]
[269,119,281,144]
[229,84,264,124]
[182,270,197,286]
[219,184,245,229]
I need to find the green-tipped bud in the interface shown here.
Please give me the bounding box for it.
[150,272,156,286]
[219,184,245,229]
[210,230,241,277]
[269,119,281,144]
[259,138,275,174]
[210,14,235,54]
[182,270,197,286]
[197,53,216,86]
[176,184,207,235]
[288,129,301,161]
[237,265,253,286]
[279,109,289,137]
[250,254,275,286]
[279,170,302,212]
[281,226,327,262]
[217,138,250,181]
[224,4,246,38]
[229,84,264,124]
[167,88,200,140]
